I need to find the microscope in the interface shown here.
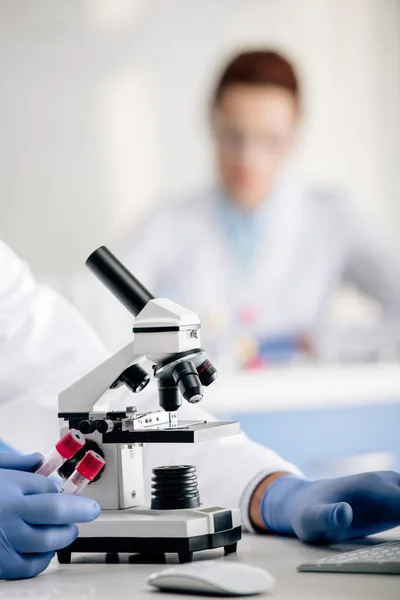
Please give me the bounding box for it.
[57,247,242,564]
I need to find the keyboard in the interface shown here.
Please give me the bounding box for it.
[298,541,400,575]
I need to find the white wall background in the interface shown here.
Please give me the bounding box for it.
[0,0,399,288]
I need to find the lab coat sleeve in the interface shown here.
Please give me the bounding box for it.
[0,241,109,454]
[318,197,400,361]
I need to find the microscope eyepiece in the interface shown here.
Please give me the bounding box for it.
[172,360,203,404]
[86,246,154,316]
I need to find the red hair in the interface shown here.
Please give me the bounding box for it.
[213,49,300,105]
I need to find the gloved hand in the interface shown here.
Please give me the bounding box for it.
[261,471,400,543]
[0,452,100,580]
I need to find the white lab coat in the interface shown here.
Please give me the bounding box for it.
[0,240,299,530]
[82,177,400,361]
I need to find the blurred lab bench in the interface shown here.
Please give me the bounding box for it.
[200,362,400,477]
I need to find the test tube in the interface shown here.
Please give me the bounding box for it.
[61,450,105,495]
[35,429,86,477]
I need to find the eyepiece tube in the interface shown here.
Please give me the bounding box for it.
[86,246,154,316]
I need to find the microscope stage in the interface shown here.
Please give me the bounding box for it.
[102,421,241,444]
[57,506,242,564]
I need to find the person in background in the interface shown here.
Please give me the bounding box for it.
[103,49,400,367]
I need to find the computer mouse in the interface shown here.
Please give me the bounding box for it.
[147,561,275,596]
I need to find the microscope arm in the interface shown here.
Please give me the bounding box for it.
[58,340,144,413]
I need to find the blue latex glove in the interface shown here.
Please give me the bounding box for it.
[261,472,400,543]
[0,452,100,580]
[0,441,15,453]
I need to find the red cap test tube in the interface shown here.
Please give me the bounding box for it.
[61,450,105,495]
[35,429,86,477]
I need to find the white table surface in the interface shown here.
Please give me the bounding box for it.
[2,528,399,600]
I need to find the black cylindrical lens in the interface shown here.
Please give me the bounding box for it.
[158,379,182,412]
[197,359,217,386]
[151,465,200,510]
[172,361,203,403]
[86,246,154,316]
[111,364,150,393]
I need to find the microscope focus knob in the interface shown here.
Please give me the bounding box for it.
[78,420,96,435]
[95,419,114,434]
[95,419,123,434]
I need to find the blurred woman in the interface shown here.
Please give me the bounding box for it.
[97,50,400,366]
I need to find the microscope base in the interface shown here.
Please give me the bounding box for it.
[57,506,242,564]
